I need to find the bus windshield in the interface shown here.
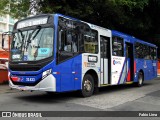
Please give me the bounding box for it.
[11,27,54,62]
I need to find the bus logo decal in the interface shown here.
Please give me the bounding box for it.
[113,60,121,65]
[84,62,96,67]
[143,61,147,68]
[84,62,87,67]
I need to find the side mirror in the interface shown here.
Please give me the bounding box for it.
[1,31,12,50]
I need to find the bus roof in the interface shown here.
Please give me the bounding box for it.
[54,13,111,32]
[15,13,156,48]
[112,30,157,47]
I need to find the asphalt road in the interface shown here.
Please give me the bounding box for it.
[0,78,160,120]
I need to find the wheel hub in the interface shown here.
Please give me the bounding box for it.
[139,76,142,85]
[84,79,92,92]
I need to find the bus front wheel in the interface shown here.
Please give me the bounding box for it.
[80,74,94,97]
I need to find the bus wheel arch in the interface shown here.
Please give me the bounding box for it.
[85,69,99,89]
[80,70,99,97]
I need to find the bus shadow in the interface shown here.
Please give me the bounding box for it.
[14,91,80,104]
[97,83,151,95]
[15,82,153,103]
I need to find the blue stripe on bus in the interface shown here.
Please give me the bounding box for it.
[118,58,126,84]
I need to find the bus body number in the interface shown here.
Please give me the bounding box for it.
[26,78,35,82]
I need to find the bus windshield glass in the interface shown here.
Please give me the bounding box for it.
[11,27,54,62]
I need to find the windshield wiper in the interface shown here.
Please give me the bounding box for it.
[17,29,25,51]
[20,26,41,61]
[19,29,24,39]
[25,25,41,51]
[33,29,45,60]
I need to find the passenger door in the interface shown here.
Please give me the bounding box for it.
[125,42,134,82]
[100,36,111,84]
[111,36,125,85]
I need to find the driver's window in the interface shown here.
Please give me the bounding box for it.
[64,31,72,52]
[58,29,78,53]
[57,17,79,63]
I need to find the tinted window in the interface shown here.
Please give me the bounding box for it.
[83,29,98,54]
[135,42,157,60]
[58,18,78,53]
[143,45,150,59]
[100,36,109,58]
[153,48,157,60]
[57,17,98,63]
[58,17,98,54]
[135,42,144,58]
[112,36,124,56]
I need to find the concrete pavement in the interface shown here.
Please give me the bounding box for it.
[0,78,160,119]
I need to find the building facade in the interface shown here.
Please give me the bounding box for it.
[0,14,17,49]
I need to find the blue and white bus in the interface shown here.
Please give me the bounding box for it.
[6,14,157,97]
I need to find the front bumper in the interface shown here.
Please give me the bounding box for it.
[9,74,56,92]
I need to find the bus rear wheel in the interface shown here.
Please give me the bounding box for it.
[80,74,94,97]
[136,72,144,87]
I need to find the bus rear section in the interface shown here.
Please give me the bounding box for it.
[134,42,157,81]
[112,30,157,86]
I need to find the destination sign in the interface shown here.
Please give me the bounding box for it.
[17,16,48,29]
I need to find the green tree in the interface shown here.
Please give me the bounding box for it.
[0,0,30,19]
[39,1,150,37]
[1,0,160,54]
[9,0,30,19]
[0,0,9,15]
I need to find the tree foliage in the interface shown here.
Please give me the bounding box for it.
[0,0,10,15]
[0,0,30,19]
[38,0,152,38]
[0,0,160,55]
[9,0,30,19]
[38,0,160,54]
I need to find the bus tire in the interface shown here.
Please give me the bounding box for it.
[80,74,94,97]
[136,72,144,87]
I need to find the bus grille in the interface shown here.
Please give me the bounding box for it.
[9,66,41,71]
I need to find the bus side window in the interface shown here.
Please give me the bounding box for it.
[64,32,72,52]
[59,29,78,53]
[112,36,124,56]
[135,42,144,59]
[57,23,76,63]
[150,47,157,60]
[153,48,157,60]
[83,29,98,54]
[143,45,150,59]
[57,19,79,63]
[150,47,154,60]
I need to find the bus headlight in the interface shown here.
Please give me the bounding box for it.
[42,69,52,79]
